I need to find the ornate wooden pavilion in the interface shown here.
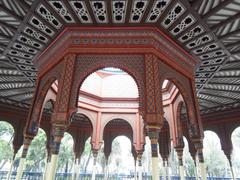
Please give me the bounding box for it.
[0,0,240,180]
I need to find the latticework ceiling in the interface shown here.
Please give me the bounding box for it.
[0,0,240,114]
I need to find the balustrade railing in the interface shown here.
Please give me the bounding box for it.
[0,171,238,180]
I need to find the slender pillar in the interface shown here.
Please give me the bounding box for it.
[192,157,198,180]
[44,154,51,180]
[47,125,65,180]
[176,147,185,180]
[104,157,109,180]
[197,148,207,180]
[134,158,137,180]
[163,161,167,180]
[6,153,16,180]
[91,150,98,180]
[226,156,235,180]
[148,128,160,180]
[72,157,80,180]
[16,137,32,180]
[166,161,170,180]
[163,160,170,180]
[137,154,143,180]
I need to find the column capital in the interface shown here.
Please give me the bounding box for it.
[146,125,161,140]
[50,124,66,155]
[188,123,202,140]
[21,136,33,158]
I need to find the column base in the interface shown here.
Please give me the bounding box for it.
[16,158,26,180]
[152,157,159,180]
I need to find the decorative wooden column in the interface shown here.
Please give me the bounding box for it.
[47,53,77,180]
[189,142,198,180]
[16,136,33,180]
[47,124,66,180]
[144,54,163,180]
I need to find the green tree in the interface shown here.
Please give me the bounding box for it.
[203,131,229,177]
[25,129,47,172]
[57,133,74,173]
[231,127,240,177]
[0,121,14,170]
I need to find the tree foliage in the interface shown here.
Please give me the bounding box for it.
[25,129,47,172]
[0,121,14,170]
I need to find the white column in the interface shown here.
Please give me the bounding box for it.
[44,159,51,180]
[16,158,26,180]
[230,165,236,180]
[6,155,15,180]
[166,162,170,180]
[152,157,159,180]
[134,160,137,180]
[104,158,108,180]
[193,161,198,180]
[179,165,185,180]
[163,161,167,180]
[72,158,80,180]
[91,164,97,180]
[75,158,80,180]
[91,152,98,180]
[47,154,59,180]
[138,157,142,180]
[199,162,207,180]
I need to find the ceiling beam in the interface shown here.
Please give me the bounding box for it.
[0,74,24,77]
[203,87,240,93]
[0,4,24,21]
[207,82,240,87]
[211,12,240,32]
[0,21,17,32]
[0,33,12,40]
[21,96,33,102]
[198,97,224,106]
[0,86,33,92]
[199,92,237,101]
[218,28,240,40]
[191,0,203,10]
[15,0,31,13]
[0,80,29,84]
[210,75,240,79]
[4,91,33,98]
[202,0,233,20]
[225,41,240,49]
[232,49,240,55]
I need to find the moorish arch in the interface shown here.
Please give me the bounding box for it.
[68,113,93,160]
[74,57,144,113]
[103,118,134,160]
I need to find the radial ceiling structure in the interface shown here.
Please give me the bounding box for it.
[0,0,240,114]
